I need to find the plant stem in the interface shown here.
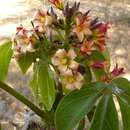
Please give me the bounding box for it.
[0,81,46,119]
[64,21,71,49]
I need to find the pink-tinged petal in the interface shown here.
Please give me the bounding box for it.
[69,61,79,70]
[67,49,77,59]
[51,57,60,66]
[55,49,66,58]
[76,72,84,82]
[77,32,84,42]
[65,83,75,90]
[74,82,83,89]
[72,28,77,33]
[61,69,73,76]
[58,65,67,73]
[34,9,46,22]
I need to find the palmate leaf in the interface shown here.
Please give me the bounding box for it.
[90,94,119,130]
[112,78,130,95]
[118,97,130,130]
[112,78,130,130]
[108,77,130,130]
[0,42,13,81]
[55,82,105,130]
[30,61,56,111]
[112,78,130,105]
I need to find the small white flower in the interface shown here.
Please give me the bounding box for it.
[62,70,84,90]
[52,49,79,73]
[33,9,53,32]
[13,26,36,54]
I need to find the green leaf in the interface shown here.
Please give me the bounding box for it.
[113,78,130,95]
[112,78,130,130]
[91,68,106,81]
[30,61,55,111]
[90,95,119,130]
[102,48,110,68]
[84,66,92,83]
[90,50,106,61]
[90,50,107,80]
[55,82,105,130]
[103,96,119,130]
[17,52,34,74]
[118,97,130,130]
[112,78,130,105]
[0,42,13,81]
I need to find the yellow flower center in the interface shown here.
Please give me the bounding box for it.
[23,37,30,44]
[39,16,45,23]
[60,57,70,65]
[67,76,76,83]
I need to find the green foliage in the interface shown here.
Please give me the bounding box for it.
[30,61,56,111]
[112,78,130,105]
[55,77,130,130]
[118,97,130,130]
[55,83,105,130]
[84,66,92,83]
[17,52,34,74]
[0,42,13,81]
[90,95,119,130]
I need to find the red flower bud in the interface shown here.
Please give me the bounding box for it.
[98,22,109,34]
[111,64,125,77]
[91,60,108,69]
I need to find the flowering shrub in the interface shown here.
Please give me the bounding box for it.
[0,0,130,130]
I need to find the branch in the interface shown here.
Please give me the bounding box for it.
[0,81,46,119]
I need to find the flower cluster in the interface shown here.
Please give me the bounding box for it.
[13,25,36,58]
[52,49,84,90]
[33,8,53,32]
[12,0,125,91]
